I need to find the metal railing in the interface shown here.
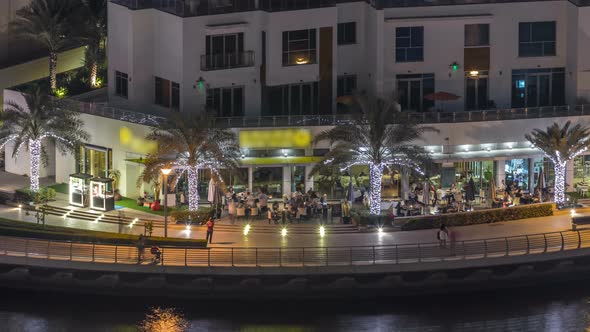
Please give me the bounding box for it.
[1,229,590,268]
[200,51,255,71]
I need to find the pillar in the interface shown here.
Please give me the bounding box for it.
[305,165,314,191]
[528,158,535,193]
[400,167,410,200]
[566,159,575,193]
[283,165,292,196]
[495,159,505,188]
[248,166,253,192]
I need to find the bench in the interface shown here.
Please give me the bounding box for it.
[572,215,590,230]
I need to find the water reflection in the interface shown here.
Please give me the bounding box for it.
[139,307,188,332]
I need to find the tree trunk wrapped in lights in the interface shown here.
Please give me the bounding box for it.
[49,52,58,92]
[311,94,437,215]
[140,113,240,212]
[526,121,590,206]
[0,88,89,192]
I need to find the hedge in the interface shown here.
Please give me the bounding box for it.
[14,187,56,204]
[0,218,207,248]
[170,208,215,225]
[350,210,391,226]
[400,203,554,231]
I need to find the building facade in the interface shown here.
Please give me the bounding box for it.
[6,0,590,203]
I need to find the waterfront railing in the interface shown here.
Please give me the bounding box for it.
[1,229,589,268]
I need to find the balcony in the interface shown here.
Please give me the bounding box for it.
[200,51,255,71]
[110,0,152,9]
[259,0,336,12]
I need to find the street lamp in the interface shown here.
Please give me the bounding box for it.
[161,168,172,238]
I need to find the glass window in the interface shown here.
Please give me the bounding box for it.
[511,68,565,108]
[171,82,180,110]
[337,22,356,45]
[282,29,317,66]
[115,71,128,98]
[396,74,434,111]
[465,71,489,110]
[204,33,245,70]
[206,86,244,117]
[75,145,112,178]
[291,166,306,193]
[253,167,283,198]
[395,26,424,62]
[465,24,489,47]
[337,75,357,97]
[265,82,318,116]
[505,159,529,188]
[155,77,180,109]
[519,22,556,57]
[573,155,590,185]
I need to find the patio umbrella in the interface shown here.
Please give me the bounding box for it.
[424,91,461,111]
[422,180,430,214]
[348,175,354,203]
[207,178,216,203]
[465,177,476,202]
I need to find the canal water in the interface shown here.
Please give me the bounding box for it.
[1,282,590,332]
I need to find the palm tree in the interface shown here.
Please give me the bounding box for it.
[140,112,241,211]
[11,0,83,93]
[0,87,90,191]
[81,0,107,88]
[312,95,436,215]
[525,121,590,205]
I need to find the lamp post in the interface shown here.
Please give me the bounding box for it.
[161,168,172,238]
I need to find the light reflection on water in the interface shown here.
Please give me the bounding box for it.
[1,284,590,332]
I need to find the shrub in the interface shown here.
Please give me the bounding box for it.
[350,209,391,226]
[14,187,57,204]
[400,203,554,231]
[170,208,215,225]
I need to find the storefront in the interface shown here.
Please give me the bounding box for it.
[76,144,112,178]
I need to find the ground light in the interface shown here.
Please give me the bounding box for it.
[281,227,288,237]
[243,224,251,236]
[185,224,191,231]
[319,226,325,238]
[18,204,22,209]
[378,227,384,234]
[571,208,576,216]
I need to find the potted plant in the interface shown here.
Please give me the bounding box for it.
[108,169,122,201]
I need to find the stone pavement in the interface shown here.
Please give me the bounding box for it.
[0,202,579,249]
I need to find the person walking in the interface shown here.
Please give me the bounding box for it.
[206,218,215,244]
[437,225,448,248]
[137,234,145,264]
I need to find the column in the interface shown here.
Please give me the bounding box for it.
[566,159,575,193]
[401,167,410,200]
[248,166,253,192]
[283,165,292,196]
[495,159,505,188]
[305,166,314,191]
[528,158,535,193]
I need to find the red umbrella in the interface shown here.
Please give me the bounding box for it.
[424,92,461,101]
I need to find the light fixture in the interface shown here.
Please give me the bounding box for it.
[161,168,172,176]
[281,227,288,237]
[378,227,384,234]
[283,152,288,158]
[486,147,491,152]
[241,154,245,159]
[450,62,459,72]
[295,57,309,65]
[196,76,205,91]
[571,209,576,216]
[508,145,513,150]
[319,226,325,237]
[185,224,191,231]
[244,224,251,236]
[469,70,479,77]
[464,148,469,152]
[18,204,22,209]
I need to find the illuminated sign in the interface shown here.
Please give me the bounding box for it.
[119,126,157,154]
[239,129,311,149]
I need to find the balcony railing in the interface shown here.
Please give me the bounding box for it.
[200,51,255,71]
[1,228,589,268]
[74,102,590,128]
[259,0,336,11]
[110,0,152,9]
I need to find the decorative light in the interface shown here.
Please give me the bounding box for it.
[243,224,251,236]
[450,62,459,72]
[295,57,309,65]
[187,166,200,211]
[369,163,385,214]
[161,168,172,176]
[319,226,325,238]
[281,227,288,237]
[469,70,479,77]
[28,139,42,192]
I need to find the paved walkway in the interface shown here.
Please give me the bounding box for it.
[0,202,579,249]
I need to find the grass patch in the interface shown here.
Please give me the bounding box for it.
[48,183,69,194]
[0,217,207,247]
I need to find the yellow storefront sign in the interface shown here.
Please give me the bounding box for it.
[119,126,157,154]
[239,129,311,149]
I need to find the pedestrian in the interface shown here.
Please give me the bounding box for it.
[206,218,214,244]
[137,234,145,264]
[437,225,448,248]
[448,226,456,255]
[267,207,273,224]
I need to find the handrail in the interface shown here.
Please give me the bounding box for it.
[73,102,590,129]
[1,228,590,268]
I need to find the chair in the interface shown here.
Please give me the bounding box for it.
[250,207,259,219]
[236,207,246,221]
[297,207,307,223]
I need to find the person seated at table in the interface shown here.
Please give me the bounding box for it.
[450,183,457,193]
[502,191,512,207]
[513,187,522,205]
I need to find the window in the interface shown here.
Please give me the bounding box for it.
[267,82,319,115]
[396,74,434,112]
[282,29,316,66]
[204,33,245,70]
[511,68,565,108]
[155,77,180,110]
[338,22,356,45]
[519,22,556,57]
[206,86,244,117]
[395,27,423,62]
[337,75,357,97]
[465,24,489,47]
[115,71,128,98]
[465,71,489,110]
[76,144,112,178]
